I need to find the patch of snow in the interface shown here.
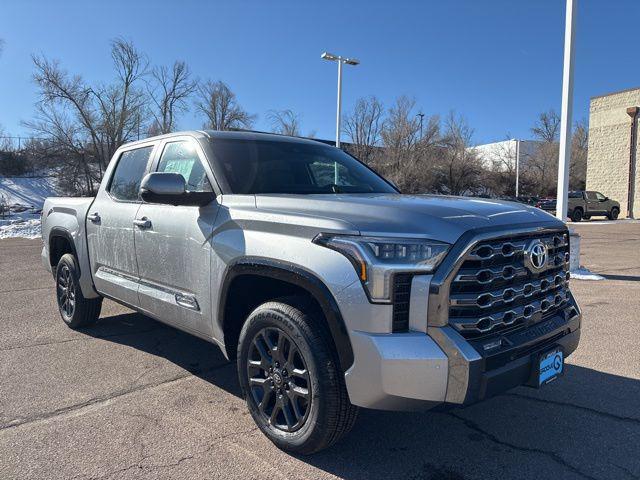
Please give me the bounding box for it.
[0,213,42,239]
[570,268,605,281]
[0,176,59,209]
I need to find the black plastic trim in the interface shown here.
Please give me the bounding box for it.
[48,227,80,275]
[218,257,355,372]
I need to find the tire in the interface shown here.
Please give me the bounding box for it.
[608,207,619,220]
[237,297,358,455]
[55,253,102,329]
[570,208,583,222]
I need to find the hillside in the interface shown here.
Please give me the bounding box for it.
[0,175,59,208]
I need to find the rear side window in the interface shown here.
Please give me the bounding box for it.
[568,191,582,199]
[157,141,213,192]
[109,146,153,201]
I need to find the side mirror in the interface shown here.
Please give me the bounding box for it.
[140,172,214,206]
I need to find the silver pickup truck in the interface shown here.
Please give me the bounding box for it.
[41,130,581,454]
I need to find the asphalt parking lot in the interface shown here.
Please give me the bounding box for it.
[1,222,639,480]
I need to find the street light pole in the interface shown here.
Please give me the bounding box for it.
[321,52,359,184]
[556,0,577,221]
[515,139,520,198]
[336,59,343,149]
[321,52,359,149]
[417,113,425,138]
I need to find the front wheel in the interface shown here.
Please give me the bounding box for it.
[237,298,358,454]
[608,207,619,220]
[55,254,102,329]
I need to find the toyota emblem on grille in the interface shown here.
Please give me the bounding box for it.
[526,241,548,272]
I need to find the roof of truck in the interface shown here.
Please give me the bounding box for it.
[120,129,329,149]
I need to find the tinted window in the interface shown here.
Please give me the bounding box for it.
[209,139,396,194]
[157,141,212,192]
[109,146,153,201]
[568,191,582,199]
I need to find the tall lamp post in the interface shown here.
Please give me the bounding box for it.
[556,0,577,222]
[321,52,359,149]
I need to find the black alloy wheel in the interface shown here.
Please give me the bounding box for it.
[57,263,76,321]
[247,327,311,432]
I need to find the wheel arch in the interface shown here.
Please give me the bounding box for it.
[49,227,79,275]
[218,257,354,373]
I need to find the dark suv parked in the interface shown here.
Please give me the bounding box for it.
[537,191,620,222]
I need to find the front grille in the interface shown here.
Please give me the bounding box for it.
[448,231,570,338]
[392,273,413,332]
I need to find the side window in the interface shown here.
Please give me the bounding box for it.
[157,141,213,192]
[109,146,153,201]
[595,192,606,201]
[586,192,597,200]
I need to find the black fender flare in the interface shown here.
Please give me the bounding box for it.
[49,227,80,275]
[218,257,354,372]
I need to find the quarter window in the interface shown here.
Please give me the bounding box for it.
[157,141,213,192]
[109,146,153,201]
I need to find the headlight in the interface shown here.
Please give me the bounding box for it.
[313,234,450,302]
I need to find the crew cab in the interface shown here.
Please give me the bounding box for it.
[537,190,620,222]
[41,131,581,454]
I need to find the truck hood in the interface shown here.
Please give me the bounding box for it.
[254,193,564,244]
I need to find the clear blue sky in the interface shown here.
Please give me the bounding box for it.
[1,0,639,145]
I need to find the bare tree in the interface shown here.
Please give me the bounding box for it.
[343,96,384,163]
[147,61,197,135]
[570,118,588,190]
[531,109,560,143]
[267,109,301,136]
[437,112,483,196]
[381,96,421,169]
[0,124,12,151]
[195,80,255,131]
[28,38,148,175]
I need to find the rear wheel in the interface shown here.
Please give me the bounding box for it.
[237,298,358,454]
[608,207,619,220]
[55,254,102,329]
[570,208,583,222]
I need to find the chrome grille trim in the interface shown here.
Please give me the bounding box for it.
[447,230,570,337]
[450,271,569,308]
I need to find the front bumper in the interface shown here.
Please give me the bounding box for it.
[344,292,581,410]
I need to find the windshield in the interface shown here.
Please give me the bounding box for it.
[208,138,397,194]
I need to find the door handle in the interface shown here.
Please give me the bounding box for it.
[133,217,152,229]
[87,212,101,223]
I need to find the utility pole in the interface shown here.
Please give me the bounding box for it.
[417,113,425,139]
[556,0,577,222]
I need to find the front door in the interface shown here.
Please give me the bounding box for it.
[134,138,220,336]
[585,191,602,215]
[86,144,155,306]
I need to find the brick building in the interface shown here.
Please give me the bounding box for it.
[586,87,640,218]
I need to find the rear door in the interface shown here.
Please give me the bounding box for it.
[86,144,156,306]
[133,137,220,336]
